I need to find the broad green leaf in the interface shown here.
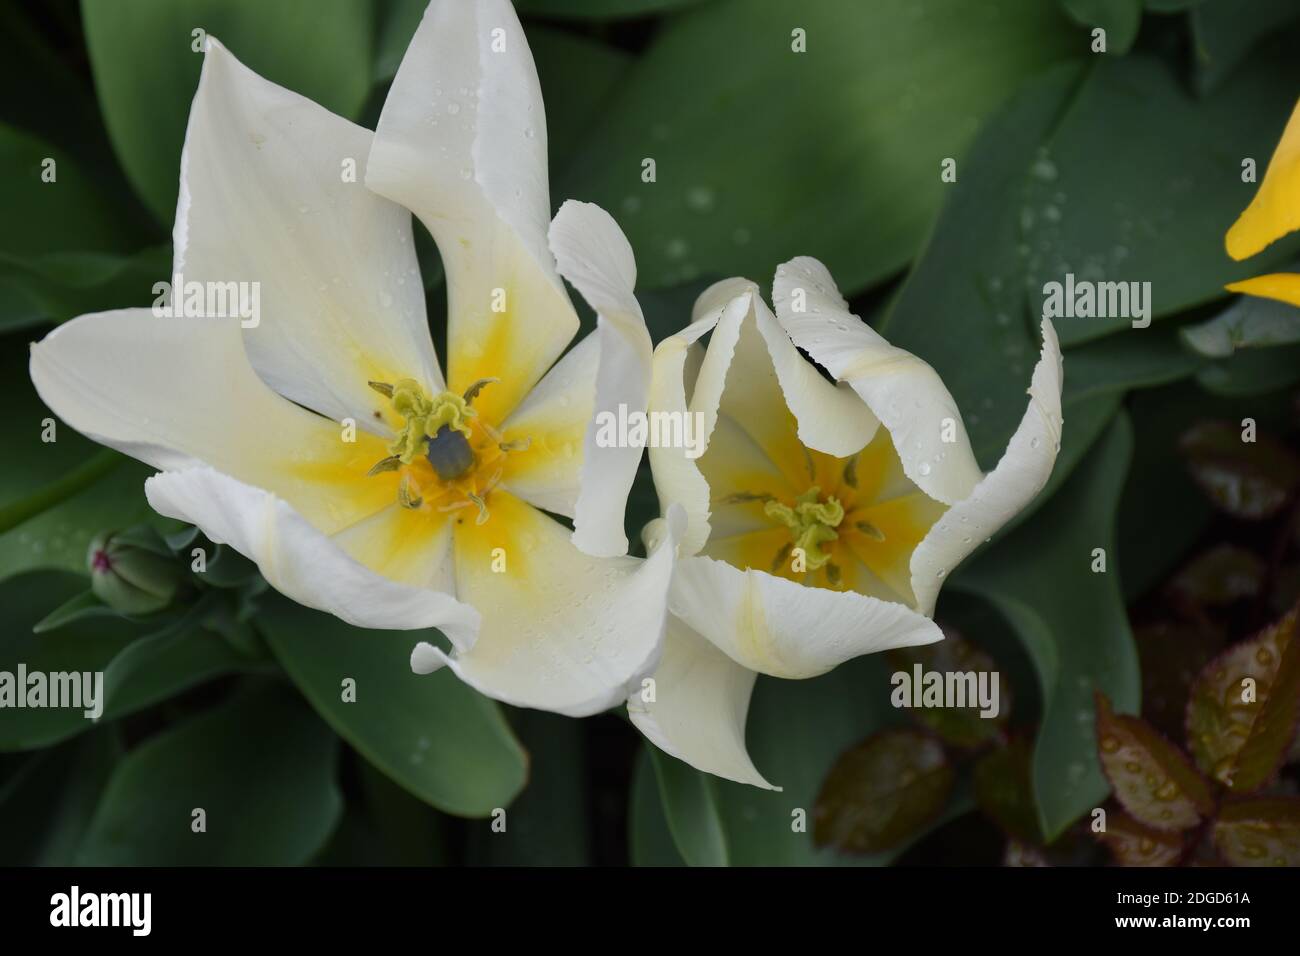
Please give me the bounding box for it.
[1017,53,1300,345]
[887,632,1011,748]
[1144,0,1206,11]
[973,737,1041,844]
[529,28,633,171]
[814,729,955,854]
[1182,293,1300,358]
[881,65,1199,482]
[76,680,342,865]
[1186,605,1300,792]
[515,0,710,19]
[0,459,169,585]
[1196,343,1300,396]
[1213,797,1300,865]
[1060,0,1142,55]
[629,747,687,866]
[0,729,119,865]
[644,654,970,865]
[0,572,247,751]
[952,415,1139,840]
[564,0,1080,293]
[1170,544,1266,606]
[0,245,169,331]
[1095,692,1214,831]
[373,0,427,83]
[259,597,527,817]
[82,0,374,223]
[1097,811,1185,866]
[0,123,139,257]
[1179,420,1300,519]
[467,709,592,865]
[647,745,729,866]
[1191,0,1300,93]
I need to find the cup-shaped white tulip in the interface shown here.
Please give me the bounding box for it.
[29,0,674,718]
[632,268,1063,788]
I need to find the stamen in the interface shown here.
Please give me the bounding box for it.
[463,377,500,405]
[764,486,844,571]
[368,380,395,398]
[397,474,423,510]
[466,492,490,525]
[367,455,402,476]
[855,520,886,542]
[498,437,531,452]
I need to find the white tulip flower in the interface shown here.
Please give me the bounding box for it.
[29,0,680,717]
[631,264,1063,788]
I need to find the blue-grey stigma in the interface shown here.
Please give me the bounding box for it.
[425,425,476,481]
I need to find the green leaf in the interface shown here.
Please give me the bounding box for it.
[647,745,729,866]
[563,0,1080,293]
[82,0,374,223]
[1018,53,1300,345]
[32,589,115,633]
[1097,811,1186,866]
[259,597,527,817]
[373,0,426,84]
[1060,0,1142,55]
[629,747,687,866]
[0,729,119,865]
[76,680,342,865]
[0,572,248,751]
[644,655,970,865]
[1191,0,1300,93]
[1186,605,1300,792]
[881,65,1199,483]
[814,729,955,854]
[1095,692,1215,831]
[952,415,1139,840]
[1182,292,1300,358]
[0,244,170,331]
[529,27,633,171]
[1179,420,1300,519]
[887,631,1011,748]
[1196,343,1300,396]
[466,709,592,865]
[515,0,711,19]
[1213,797,1300,865]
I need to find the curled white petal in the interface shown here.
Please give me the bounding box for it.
[909,320,1064,615]
[146,467,480,642]
[628,615,778,791]
[772,256,984,505]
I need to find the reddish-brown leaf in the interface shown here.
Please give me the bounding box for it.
[1213,797,1300,866]
[1096,692,1215,831]
[1186,605,1300,792]
[813,729,954,854]
[1097,811,1185,867]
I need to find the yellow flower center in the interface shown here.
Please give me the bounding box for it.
[365,377,529,525]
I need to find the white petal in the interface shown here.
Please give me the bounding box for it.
[420,499,683,717]
[628,615,778,790]
[772,256,984,504]
[910,320,1064,615]
[366,0,576,423]
[179,38,441,428]
[28,308,395,535]
[146,467,480,641]
[411,641,448,675]
[497,330,598,518]
[647,293,750,555]
[549,200,653,557]
[670,554,942,679]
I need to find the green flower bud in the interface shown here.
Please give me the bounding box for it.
[87,529,183,615]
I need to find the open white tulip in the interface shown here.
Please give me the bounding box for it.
[631,264,1063,788]
[29,0,678,717]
